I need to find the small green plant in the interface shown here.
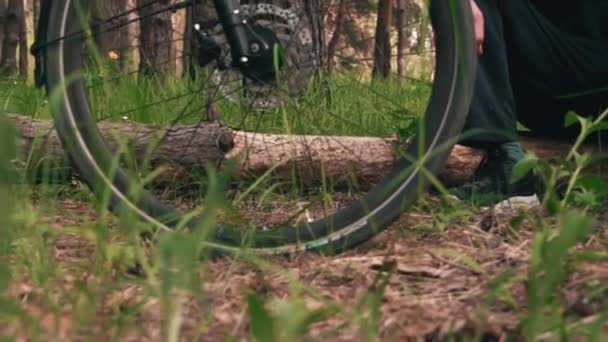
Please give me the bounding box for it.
[521,210,595,339]
[503,109,608,339]
[512,109,608,213]
[0,117,21,337]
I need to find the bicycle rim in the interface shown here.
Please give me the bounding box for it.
[42,0,476,254]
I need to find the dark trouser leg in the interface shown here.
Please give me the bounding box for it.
[462,0,608,143]
[459,0,517,147]
[498,0,608,139]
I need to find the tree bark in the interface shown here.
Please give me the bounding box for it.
[372,0,392,78]
[302,0,326,69]
[5,114,485,186]
[0,0,5,64]
[183,4,193,78]
[0,0,23,76]
[396,0,421,78]
[138,0,173,76]
[18,0,26,79]
[7,113,396,184]
[91,0,129,69]
[172,2,187,75]
[8,114,234,183]
[33,0,41,32]
[396,0,406,78]
[326,0,347,67]
[415,7,429,54]
[10,114,604,187]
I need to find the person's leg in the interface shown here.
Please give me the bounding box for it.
[452,0,608,204]
[459,0,518,147]
[451,0,536,205]
[498,0,608,138]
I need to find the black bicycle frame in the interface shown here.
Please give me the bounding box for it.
[31,0,272,88]
[212,0,253,64]
[31,0,53,87]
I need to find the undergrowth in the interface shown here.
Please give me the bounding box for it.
[0,74,607,340]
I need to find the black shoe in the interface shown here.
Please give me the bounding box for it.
[449,146,543,206]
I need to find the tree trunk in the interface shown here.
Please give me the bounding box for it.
[372,0,392,78]
[396,0,422,79]
[33,0,41,32]
[0,0,6,64]
[18,0,26,79]
[7,114,397,185]
[91,0,129,69]
[0,0,23,76]
[326,0,347,67]
[5,113,483,186]
[138,0,173,76]
[396,0,407,78]
[8,114,234,183]
[172,3,186,75]
[9,114,601,187]
[415,7,429,54]
[183,4,193,77]
[302,0,326,69]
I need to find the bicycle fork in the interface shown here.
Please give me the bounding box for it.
[209,0,281,82]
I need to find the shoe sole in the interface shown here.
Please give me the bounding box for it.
[481,194,541,212]
[445,193,541,211]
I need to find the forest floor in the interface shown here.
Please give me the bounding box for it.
[2,192,607,341]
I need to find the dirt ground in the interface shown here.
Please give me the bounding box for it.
[3,197,608,341]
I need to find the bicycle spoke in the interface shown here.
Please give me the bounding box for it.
[48,0,449,235]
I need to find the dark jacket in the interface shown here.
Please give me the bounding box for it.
[532,0,608,42]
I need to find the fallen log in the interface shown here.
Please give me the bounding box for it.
[6,113,591,187]
[8,113,232,183]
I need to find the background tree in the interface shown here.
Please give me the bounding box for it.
[183,3,194,78]
[326,0,347,67]
[18,0,26,78]
[92,0,129,69]
[138,0,173,75]
[33,0,41,32]
[0,0,24,76]
[396,0,407,78]
[396,0,422,78]
[302,0,326,69]
[372,0,392,78]
[0,0,5,64]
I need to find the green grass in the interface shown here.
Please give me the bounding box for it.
[1,2,606,338]
[1,71,608,340]
[77,66,431,138]
[0,65,435,229]
[0,79,48,117]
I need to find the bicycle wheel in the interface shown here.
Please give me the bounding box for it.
[40,0,476,254]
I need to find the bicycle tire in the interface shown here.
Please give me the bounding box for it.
[41,0,476,254]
